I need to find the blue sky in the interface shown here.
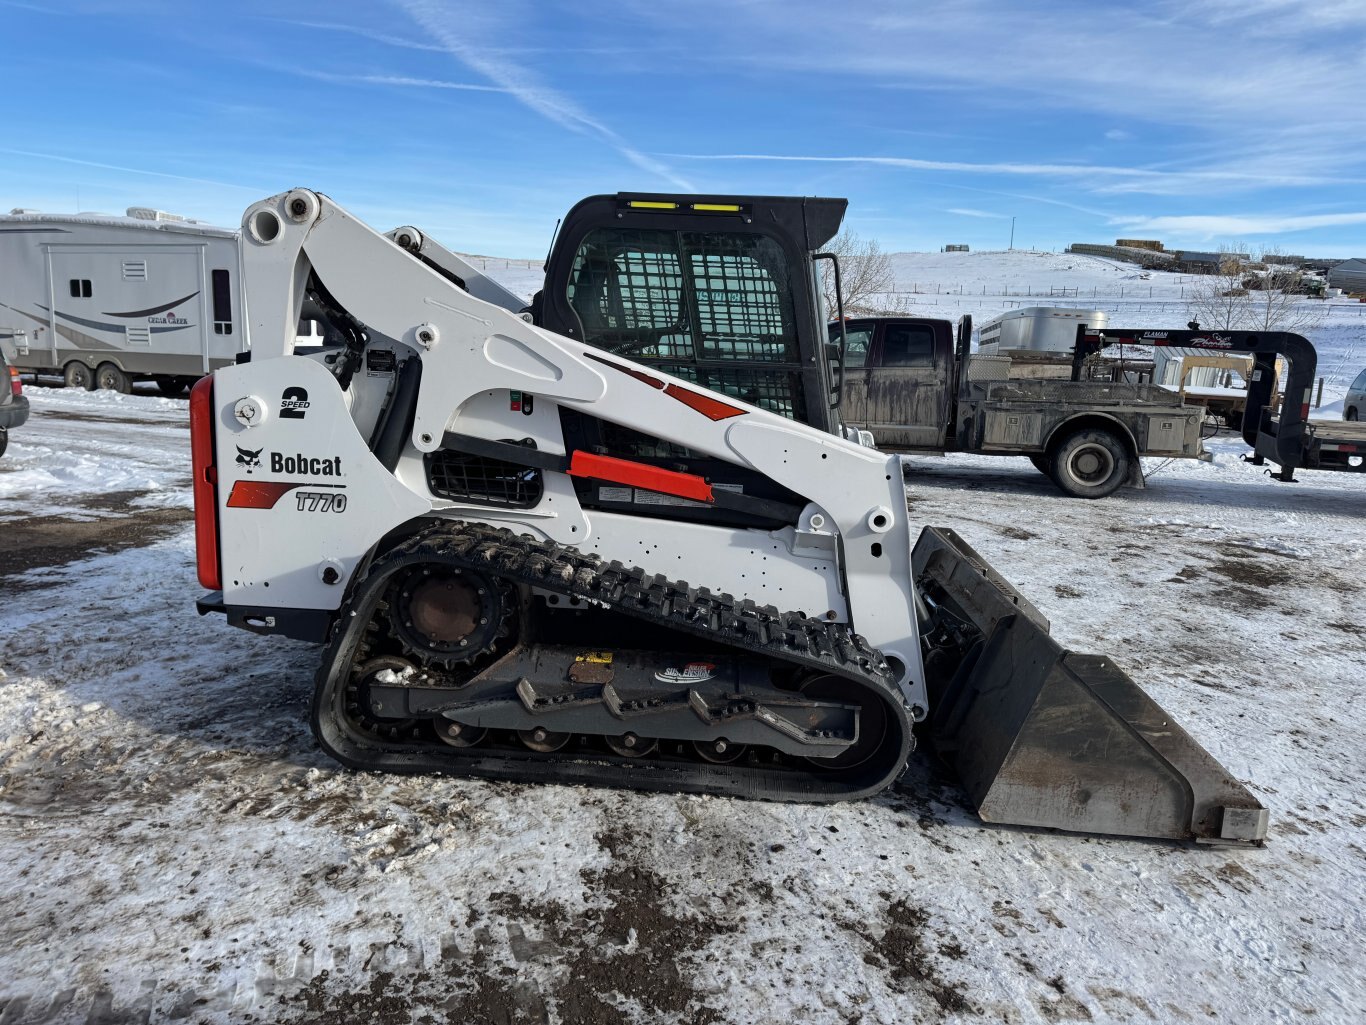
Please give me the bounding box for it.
[2,0,1364,257]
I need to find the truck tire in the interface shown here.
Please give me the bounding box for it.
[1048,428,1131,499]
[1348,407,1359,422]
[0,427,7,459]
[64,361,95,390]
[95,362,132,394]
[1028,454,1049,475]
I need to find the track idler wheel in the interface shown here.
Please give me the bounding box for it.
[348,656,423,740]
[799,673,888,770]
[605,733,658,758]
[435,719,487,748]
[691,737,747,764]
[518,727,571,753]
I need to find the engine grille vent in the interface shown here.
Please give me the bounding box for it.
[425,450,543,508]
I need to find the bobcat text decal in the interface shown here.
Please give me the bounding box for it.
[270,452,342,476]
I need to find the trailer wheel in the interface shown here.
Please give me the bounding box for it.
[0,427,7,459]
[95,362,131,394]
[63,361,95,390]
[154,375,189,397]
[1049,428,1130,499]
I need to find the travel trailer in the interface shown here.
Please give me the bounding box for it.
[0,207,242,394]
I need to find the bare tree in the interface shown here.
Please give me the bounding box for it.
[1244,246,1324,333]
[1184,244,1252,331]
[820,232,894,316]
[1186,243,1323,333]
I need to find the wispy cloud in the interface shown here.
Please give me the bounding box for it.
[628,1,1366,187]
[393,0,693,190]
[269,18,446,52]
[1111,211,1366,236]
[293,69,508,94]
[1104,129,1132,142]
[269,17,638,58]
[946,208,1009,219]
[0,148,264,193]
[663,152,1357,193]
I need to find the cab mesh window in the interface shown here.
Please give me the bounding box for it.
[565,227,803,418]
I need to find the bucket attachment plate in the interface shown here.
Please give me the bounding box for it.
[913,526,1267,845]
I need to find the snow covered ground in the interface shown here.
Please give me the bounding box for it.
[2,250,1366,1024]
[3,388,1365,1024]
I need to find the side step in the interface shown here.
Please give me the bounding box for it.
[913,527,1268,845]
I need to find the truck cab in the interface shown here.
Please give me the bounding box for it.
[836,317,957,450]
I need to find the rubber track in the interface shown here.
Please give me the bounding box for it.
[312,521,914,802]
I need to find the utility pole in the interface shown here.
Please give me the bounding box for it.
[1009,216,1015,251]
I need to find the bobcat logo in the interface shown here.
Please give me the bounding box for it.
[235,445,263,472]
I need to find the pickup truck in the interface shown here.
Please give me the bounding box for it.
[832,316,1206,498]
[0,339,31,459]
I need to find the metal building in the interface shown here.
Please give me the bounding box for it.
[1328,258,1366,293]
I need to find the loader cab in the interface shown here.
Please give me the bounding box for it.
[534,192,847,527]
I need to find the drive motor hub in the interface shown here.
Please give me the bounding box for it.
[390,566,506,666]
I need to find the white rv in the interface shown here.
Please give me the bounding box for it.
[0,207,243,394]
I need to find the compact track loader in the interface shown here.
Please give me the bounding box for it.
[191,189,1267,844]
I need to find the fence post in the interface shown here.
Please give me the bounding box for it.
[1316,377,1324,408]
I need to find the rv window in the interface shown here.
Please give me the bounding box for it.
[69,279,92,298]
[880,324,936,367]
[212,269,233,335]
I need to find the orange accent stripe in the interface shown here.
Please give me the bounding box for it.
[663,383,745,421]
[226,480,304,510]
[189,377,221,590]
[568,451,714,503]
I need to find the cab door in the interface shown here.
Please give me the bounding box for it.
[833,323,873,431]
[863,320,952,449]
